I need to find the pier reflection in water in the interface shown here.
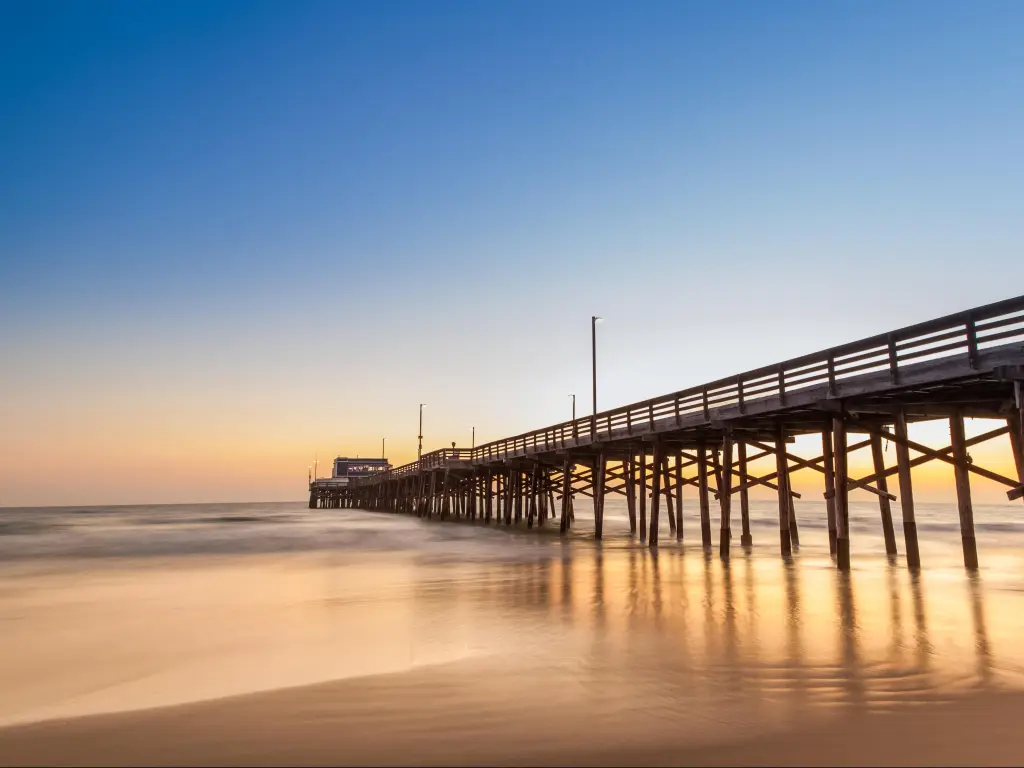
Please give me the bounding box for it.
[402,538,1024,720]
[2,500,1023,732]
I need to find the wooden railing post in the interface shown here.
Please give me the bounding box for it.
[887,333,900,384]
[966,313,979,369]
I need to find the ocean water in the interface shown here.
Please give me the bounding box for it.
[2,497,1024,732]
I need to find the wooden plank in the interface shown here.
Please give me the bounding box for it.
[950,409,979,569]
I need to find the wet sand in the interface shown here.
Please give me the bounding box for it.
[3,501,1024,765]
[2,658,1023,766]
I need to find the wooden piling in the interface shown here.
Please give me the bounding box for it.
[822,428,837,554]
[870,433,899,556]
[720,435,733,560]
[485,470,493,522]
[675,449,684,542]
[649,444,662,546]
[788,495,800,548]
[639,447,648,543]
[950,408,979,569]
[514,469,523,523]
[833,416,851,570]
[894,408,921,569]
[594,452,606,539]
[559,459,572,535]
[626,455,638,534]
[775,425,792,557]
[664,451,677,536]
[504,469,514,525]
[698,440,712,549]
[738,441,751,547]
[1009,404,1024,504]
[532,462,540,528]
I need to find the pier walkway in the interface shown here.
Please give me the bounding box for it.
[311,295,1024,570]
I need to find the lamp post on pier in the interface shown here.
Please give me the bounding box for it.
[418,404,426,461]
[382,437,387,460]
[471,425,475,450]
[592,316,603,438]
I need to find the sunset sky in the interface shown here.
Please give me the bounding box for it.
[2,0,1024,506]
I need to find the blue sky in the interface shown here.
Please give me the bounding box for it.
[2,1,1023,504]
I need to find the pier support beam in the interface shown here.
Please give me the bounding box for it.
[950,408,979,570]
[1008,382,1024,504]
[698,440,712,550]
[626,455,637,534]
[593,454,606,539]
[639,447,648,543]
[834,416,851,570]
[674,449,684,542]
[775,425,793,557]
[738,441,751,547]
[719,435,733,560]
[664,451,676,536]
[514,470,523,523]
[822,428,837,555]
[649,444,662,547]
[788,495,800,548]
[870,433,899,556]
[559,459,573,535]
[894,408,921,569]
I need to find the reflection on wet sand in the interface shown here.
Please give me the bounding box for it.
[430,543,1024,715]
[2,529,1024,766]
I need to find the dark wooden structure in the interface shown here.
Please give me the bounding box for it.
[311,296,1024,571]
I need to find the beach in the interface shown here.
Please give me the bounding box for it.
[2,500,1024,765]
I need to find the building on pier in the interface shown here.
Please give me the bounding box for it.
[324,457,391,486]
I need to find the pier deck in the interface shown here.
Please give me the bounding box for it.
[312,295,1024,570]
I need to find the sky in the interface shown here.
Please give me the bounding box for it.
[2,0,1023,506]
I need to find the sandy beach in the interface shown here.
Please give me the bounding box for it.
[2,656,1024,766]
[2,501,1024,766]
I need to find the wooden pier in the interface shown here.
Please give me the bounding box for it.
[311,295,1024,570]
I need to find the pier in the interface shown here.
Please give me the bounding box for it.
[311,295,1024,571]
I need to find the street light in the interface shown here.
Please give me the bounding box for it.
[471,425,475,450]
[382,437,387,460]
[568,393,576,421]
[592,316,603,436]
[418,404,426,461]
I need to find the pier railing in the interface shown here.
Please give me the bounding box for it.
[356,294,1024,486]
